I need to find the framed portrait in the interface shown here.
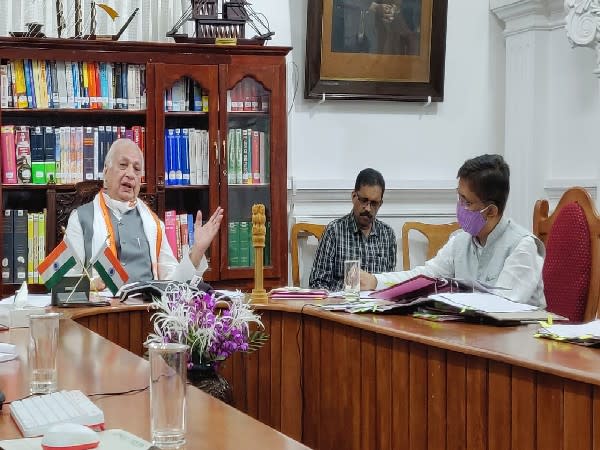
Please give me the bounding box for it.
[304,0,448,101]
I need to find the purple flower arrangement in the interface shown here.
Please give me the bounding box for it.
[146,284,267,367]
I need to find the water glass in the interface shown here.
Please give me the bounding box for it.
[343,259,360,300]
[149,343,188,449]
[28,312,60,394]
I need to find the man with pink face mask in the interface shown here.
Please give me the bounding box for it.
[360,154,545,306]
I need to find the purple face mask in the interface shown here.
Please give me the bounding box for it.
[456,202,490,236]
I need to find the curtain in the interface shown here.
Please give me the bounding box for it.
[0,0,195,42]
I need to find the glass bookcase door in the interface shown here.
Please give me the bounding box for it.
[154,64,219,280]
[224,76,272,276]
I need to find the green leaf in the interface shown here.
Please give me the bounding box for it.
[246,330,269,353]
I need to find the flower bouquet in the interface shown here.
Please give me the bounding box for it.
[146,283,267,402]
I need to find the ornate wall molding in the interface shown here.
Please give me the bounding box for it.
[491,0,565,35]
[565,0,600,76]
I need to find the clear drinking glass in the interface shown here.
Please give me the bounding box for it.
[343,259,360,300]
[28,312,60,394]
[149,343,188,449]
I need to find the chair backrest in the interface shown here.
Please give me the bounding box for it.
[401,221,460,270]
[290,222,326,287]
[534,187,600,322]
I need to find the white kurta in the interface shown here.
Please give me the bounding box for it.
[65,193,208,282]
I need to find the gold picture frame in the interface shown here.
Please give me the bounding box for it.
[305,0,448,101]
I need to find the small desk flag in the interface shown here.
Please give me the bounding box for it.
[38,239,77,289]
[90,242,129,295]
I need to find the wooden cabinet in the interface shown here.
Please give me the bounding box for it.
[0,38,290,294]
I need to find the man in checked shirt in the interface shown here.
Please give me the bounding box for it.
[309,168,397,291]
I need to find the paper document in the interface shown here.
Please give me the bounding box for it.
[537,319,600,340]
[0,342,17,363]
[0,295,51,307]
[429,292,539,313]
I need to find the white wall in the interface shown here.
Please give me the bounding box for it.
[252,0,506,190]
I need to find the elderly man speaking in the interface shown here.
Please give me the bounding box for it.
[65,138,223,290]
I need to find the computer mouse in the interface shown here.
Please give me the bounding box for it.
[41,422,100,450]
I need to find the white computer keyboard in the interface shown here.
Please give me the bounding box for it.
[10,390,105,437]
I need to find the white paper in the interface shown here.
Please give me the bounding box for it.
[538,319,600,339]
[0,295,52,307]
[0,342,17,363]
[429,292,539,313]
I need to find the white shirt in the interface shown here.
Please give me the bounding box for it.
[374,223,546,307]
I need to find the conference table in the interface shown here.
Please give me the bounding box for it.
[0,316,309,449]
[4,298,600,450]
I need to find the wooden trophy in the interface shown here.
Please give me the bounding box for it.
[250,204,268,302]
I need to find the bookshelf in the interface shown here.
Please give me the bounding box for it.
[0,38,290,294]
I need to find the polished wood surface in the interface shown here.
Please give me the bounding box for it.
[231,302,600,450]
[0,319,309,449]
[50,300,600,449]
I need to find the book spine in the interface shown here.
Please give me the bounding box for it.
[164,210,178,257]
[43,126,56,183]
[30,126,45,184]
[38,210,46,282]
[0,64,8,108]
[27,212,34,283]
[2,210,13,283]
[15,125,32,184]
[1,125,17,184]
[181,128,190,185]
[238,221,250,267]
[251,130,260,184]
[13,209,28,284]
[228,221,239,267]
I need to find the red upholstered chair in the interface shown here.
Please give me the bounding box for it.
[533,187,600,322]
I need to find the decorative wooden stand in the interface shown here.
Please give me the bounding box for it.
[250,204,268,302]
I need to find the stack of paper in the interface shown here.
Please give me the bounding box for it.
[268,287,329,300]
[536,320,600,346]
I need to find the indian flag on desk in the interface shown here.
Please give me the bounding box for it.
[38,239,78,289]
[89,241,129,296]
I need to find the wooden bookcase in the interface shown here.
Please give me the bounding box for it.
[0,38,290,294]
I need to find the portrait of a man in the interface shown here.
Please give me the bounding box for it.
[331,0,422,56]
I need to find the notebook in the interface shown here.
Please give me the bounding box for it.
[368,275,450,301]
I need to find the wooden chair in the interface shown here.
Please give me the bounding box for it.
[401,221,460,270]
[290,222,326,287]
[534,187,600,322]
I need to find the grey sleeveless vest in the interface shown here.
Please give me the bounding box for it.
[77,202,154,282]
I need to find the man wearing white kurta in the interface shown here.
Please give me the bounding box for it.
[360,154,546,307]
[65,138,223,289]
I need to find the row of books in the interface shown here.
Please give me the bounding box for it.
[1,125,145,185]
[0,60,146,110]
[1,209,46,284]
[164,128,209,186]
[164,211,196,263]
[227,128,270,185]
[227,78,270,113]
[164,78,209,112]
[228,220,271,268]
